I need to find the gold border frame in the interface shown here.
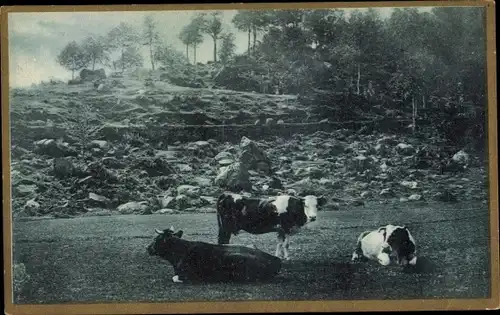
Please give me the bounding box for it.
[2,1,498,313]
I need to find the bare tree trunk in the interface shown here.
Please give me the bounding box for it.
[247,28,251,55]
[121,46,125,73]
[194,44,197,64]
[149,42,155,70]
[72,69,75,80]
[92,59,96,71]
[422,95,426,109]
[186,45,189,64]
[356,64,360,95]
[213,36,217,62]
[252,25,257,55]
[412,96,416,134]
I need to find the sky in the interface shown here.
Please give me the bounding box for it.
[8,7,431,87]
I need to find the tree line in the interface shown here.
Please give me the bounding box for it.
[57,12,238,79]
[56,8,486,148]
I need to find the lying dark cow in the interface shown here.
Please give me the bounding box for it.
[216,193,326,260]
[351,224,417,266]
[147,227,282,283]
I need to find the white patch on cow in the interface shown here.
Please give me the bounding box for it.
[172,275,183,283]
[357,229,388,263]
[409,256,417,265]
[272,195,290,214]
[230,193,243,202]
[358,225,417,266]
[283,235,291,260]
[377,252,391,266]
[303,195,318,220]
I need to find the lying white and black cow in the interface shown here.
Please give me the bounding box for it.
[147,227,282,283]
[351,224,417,266]
[216,193,326,260]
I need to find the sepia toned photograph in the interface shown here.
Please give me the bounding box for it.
[2,1,498,314]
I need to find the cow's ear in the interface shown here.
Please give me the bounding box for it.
[318,196,327,206]
[174,230,183,238]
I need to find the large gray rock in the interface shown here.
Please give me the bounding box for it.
[214,161,251,192]
[176,185,200,197]
[117,201,148,214]
[452,150,470,168]
[34,139,76,157]
[52,157,75,179]
[348,155,373,172]
[239,136,271,174]
[395,143,415,156]
[80,68,106,82]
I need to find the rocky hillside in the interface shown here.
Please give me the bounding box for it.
[9,72,487,219]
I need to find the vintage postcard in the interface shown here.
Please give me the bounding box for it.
[2,1,498,314]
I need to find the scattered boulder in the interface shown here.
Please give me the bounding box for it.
[380,188,394,197]
[34,139,76,157]
[117,201,148,214]
[132,156,174,177]
[80,68,106,82]
[433,189,457,202]
[214,162,251,192]
[175,195,190,210]
[52,157,75,179]
[395,143,415,156]
[186,141,215,157]
[24,198,40,213]
[159,196,175,208]
[14,184,37,197]
[294,166,323,179]
[451,150,470,169]
[400,180,418,189]
[408,194,422,201]
[176,185,200,197]
[239,136,271,174]
[360,191,372,198]
[85,162,118,183]
[89,140,109,150]
[176,164,193,172]
[88,192,111,207]
[192,176,212,187]
[348,155,373,172]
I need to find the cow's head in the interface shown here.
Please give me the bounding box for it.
[302,195,326,222]
[381,225,416,266]
[147,226,184,257]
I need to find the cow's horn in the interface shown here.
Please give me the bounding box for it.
[155,228,164,235]
[170,225,175,231]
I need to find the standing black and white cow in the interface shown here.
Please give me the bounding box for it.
[147,226,282,283]
[351,224,417,266]
[216,193,326,260]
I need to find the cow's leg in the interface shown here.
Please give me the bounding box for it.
[283,234,291,261]
[275,231,286,259]
[172,275,183,283]
[218,229,232,245]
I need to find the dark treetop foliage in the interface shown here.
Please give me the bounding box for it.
[224,7,487,150]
